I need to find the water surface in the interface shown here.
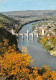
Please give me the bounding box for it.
[18,22,56,71]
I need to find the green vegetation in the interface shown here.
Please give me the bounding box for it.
[32,25,35,30]
[37,36,52,50]
[37,35,56,56]
[48,37,56,50]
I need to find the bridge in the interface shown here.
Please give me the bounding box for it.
[3,27,39,41]
[7,28,39,40]
[18,29,39,40]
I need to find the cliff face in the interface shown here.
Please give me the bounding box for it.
[0,27,17,46]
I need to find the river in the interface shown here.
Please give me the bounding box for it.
[18,22,56,71]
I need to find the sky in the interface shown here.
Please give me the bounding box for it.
[0,0,56,12]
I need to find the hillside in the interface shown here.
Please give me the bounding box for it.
[0,13,19,47]
[2,10,56,24]
[0,13,19,29]
[1,10,56,17]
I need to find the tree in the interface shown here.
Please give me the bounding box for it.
[0,40,31,80]
[0,39,56,80]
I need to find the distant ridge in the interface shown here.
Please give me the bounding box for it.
[1,10,56,17]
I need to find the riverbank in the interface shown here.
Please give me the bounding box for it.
[37,36,56,57]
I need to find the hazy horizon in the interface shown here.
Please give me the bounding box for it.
[1,10,56,13]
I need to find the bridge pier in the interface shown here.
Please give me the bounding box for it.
[27,33,29,38]
[32,33,34,38]
[32,33,34,40]
[22,34,24,39]
[36,34,39,38]
[27,29,29,38]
